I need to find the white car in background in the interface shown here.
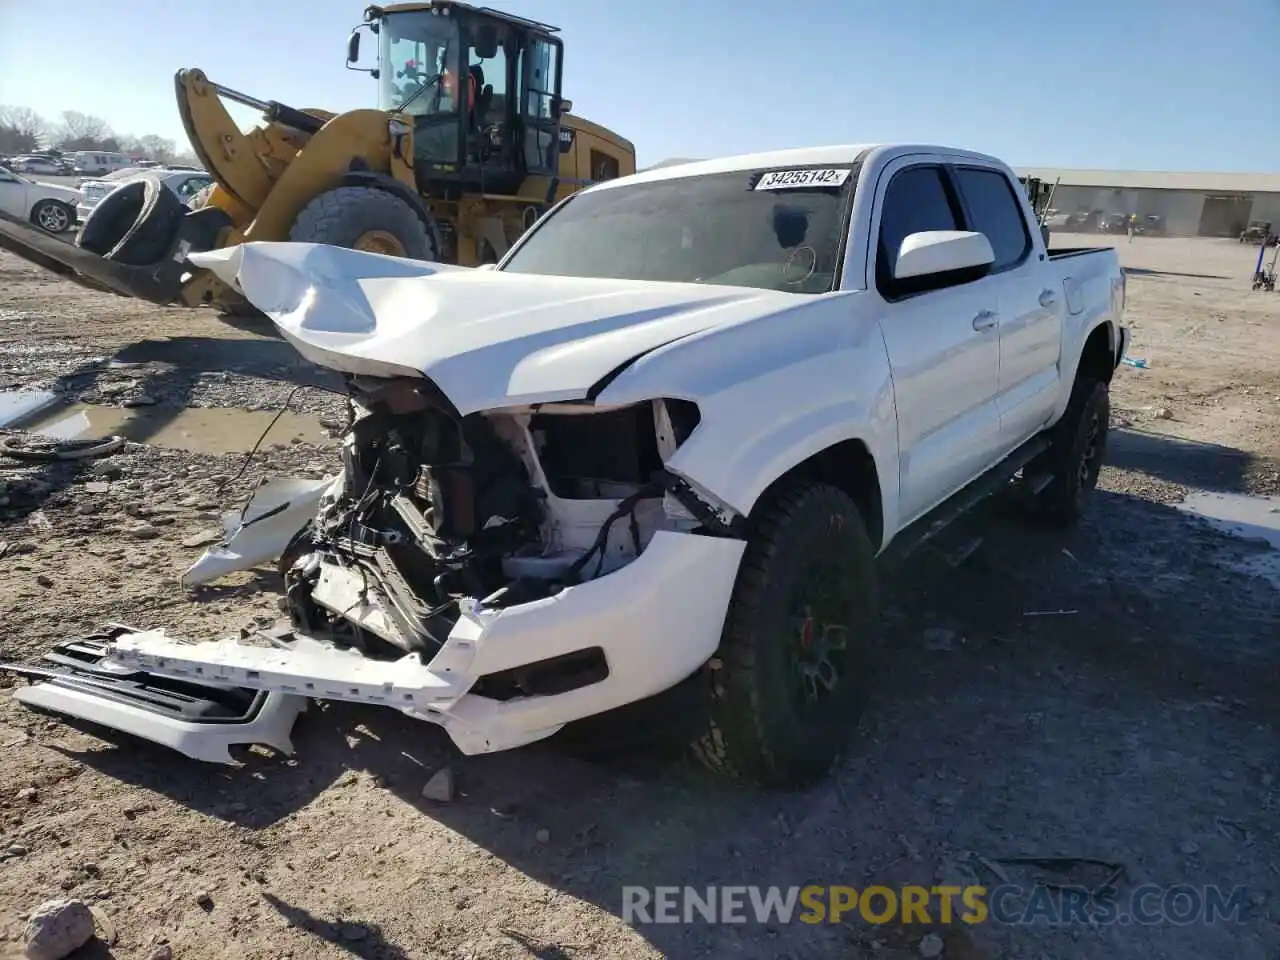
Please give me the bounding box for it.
[0,164,80,234]
[77,167,214,223]
[9,156,65,176]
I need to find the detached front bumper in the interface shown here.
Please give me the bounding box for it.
[7,532,746,762]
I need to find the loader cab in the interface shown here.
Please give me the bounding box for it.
[354,2,566,195]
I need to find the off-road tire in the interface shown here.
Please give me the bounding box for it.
[289,186,441,261]
[77,174,185,266]
[1029,377,1110,527]
[30,199,73,235]
[693,481,878,788]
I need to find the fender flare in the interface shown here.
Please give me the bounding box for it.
[337,170,443,257]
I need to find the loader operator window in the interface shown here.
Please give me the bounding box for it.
[379,11,463,164]
[501,167,855,294]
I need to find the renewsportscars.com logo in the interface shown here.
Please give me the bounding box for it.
[622,884,1250,927]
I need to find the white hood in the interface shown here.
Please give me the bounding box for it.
[190,242,796,415]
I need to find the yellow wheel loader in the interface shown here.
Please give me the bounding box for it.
[0,1,635,313]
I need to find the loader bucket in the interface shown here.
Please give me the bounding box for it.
[0,206,231,306]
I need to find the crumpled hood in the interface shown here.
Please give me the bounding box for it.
[191,242,796,415]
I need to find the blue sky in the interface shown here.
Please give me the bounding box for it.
[1,0,1274,171]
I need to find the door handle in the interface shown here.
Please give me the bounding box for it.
[972,309,998,331]
[1039,288,1058,308]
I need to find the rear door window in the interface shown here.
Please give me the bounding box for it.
[954,167,1032,271]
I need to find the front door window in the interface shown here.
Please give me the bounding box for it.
[379,11,463,166]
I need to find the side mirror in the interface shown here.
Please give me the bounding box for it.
[346,30,361,65]
[474,24,499,60]
[894,230,994,283]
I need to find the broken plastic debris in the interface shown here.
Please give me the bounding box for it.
[1121,355,1148,369]
[989,856,1126,892]
[182,474,339,587]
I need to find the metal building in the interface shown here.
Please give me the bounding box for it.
[1015,168,1280,237]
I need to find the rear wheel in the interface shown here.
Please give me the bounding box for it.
[692,481,878,788]
[1028,377,1110,527]
[31,199,73,234]
[289,187,440,262]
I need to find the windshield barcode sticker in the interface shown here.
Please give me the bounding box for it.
[754,168,852,190]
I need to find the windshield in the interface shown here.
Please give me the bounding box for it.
[377,11,462,118]
[500,166,857,294]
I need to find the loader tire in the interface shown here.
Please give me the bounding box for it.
[692,481,878,788]
[77,174,185,266]
[289,187,440,261]
[1028,376,1110,528]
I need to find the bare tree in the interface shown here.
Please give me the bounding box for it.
[138,134,177,163]
[0,105,48,155]
[54,111,114,151]
[0,103,193,168]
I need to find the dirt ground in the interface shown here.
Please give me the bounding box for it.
[0,234,1277,960]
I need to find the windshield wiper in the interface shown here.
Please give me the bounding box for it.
[397,72,443,114]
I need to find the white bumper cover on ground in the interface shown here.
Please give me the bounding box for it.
[13,682,306,765]
[109,530,745,757]
[182,475,339,587]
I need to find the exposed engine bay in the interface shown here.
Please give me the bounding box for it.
[280,374,730,697]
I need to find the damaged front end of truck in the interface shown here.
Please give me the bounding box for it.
[3,242,757,762]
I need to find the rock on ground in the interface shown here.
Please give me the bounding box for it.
[23,898,95,960]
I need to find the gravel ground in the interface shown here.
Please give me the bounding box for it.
[0,235,1277,960]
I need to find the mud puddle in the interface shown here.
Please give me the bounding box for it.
[17,402,335,455]
[1177,490,1280,587]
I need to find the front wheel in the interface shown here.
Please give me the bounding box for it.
[289,186,440,261]
[692,481,878,788]
[31,199,73,235]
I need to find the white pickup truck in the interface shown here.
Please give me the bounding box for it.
[8,143,1128,787]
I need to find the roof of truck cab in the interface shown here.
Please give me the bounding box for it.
[596,144,1009,192]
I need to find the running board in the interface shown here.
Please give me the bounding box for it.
[880,434,1052,568]
[3,624,306,764]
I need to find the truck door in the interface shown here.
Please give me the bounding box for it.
[952,165,1062,447]
[870,161,1003,524]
